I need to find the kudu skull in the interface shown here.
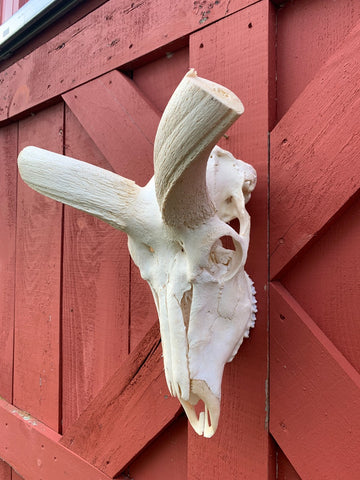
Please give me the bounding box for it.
[18,69,257,438]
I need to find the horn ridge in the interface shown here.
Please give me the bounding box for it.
[18,146,142,234]
[154,69,244,228]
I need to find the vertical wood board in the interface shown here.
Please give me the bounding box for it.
[270,16,360,278]
[188,3,271,478]
[133,47,189,113]
[276,0,360,120]
[0,463,12,480]
[61,322,181,477]
[61,107,130,432]
[281,194,360,374]
[130,51,190,351]
[0,122,17,480]
[0,123,17,403]
[63,70,161,353]
[270,282,360,478]
[14,104,63,431]
[0,0,13,23]
[123,415,188,480]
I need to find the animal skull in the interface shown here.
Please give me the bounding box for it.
[17,69,257,438]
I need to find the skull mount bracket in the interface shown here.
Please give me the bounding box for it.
[18,69,257,438]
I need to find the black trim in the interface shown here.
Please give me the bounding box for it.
[0,0,84,60]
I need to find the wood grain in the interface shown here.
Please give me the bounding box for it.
[270,282,360,479]
[61,322,181,477]
[0,0,257,123]
[281,194,360,375]
[0,123,17,403]
[270,16,360,279]
[0,396,112,480]
[276,0,360,120]
[14,103,63,432]
[0,463,12,480]
[188,3,272,478]
[124,414,188,480]
[61,107,130,432]
[130,50,190,350]
[0,122,17,480]
[63,70,160,352]
[62,70,158,185]
[276,447,301,480]
[133,46,189,113]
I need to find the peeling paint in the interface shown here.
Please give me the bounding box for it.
[193,0,221,25]
[12,408,38,426]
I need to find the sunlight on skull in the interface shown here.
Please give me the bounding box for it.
[17,69,257,438]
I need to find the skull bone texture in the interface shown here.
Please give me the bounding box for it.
[18,69,257,438]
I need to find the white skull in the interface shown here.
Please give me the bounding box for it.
[17,70,257,437]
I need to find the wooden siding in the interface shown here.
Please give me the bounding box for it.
[188,2,273,478]
[0,0,359,478]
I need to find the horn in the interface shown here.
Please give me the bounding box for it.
[18,146,141,234]
[154,69,244,228]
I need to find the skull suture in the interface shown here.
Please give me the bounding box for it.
[17,70,257,438]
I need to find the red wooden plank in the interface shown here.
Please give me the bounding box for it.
[133,46,189,113]
[270,282,360,478]
[61,322,181,477]
[61,106,130,432]
[276,0,360,120]
[0,397,112,480]
[270,17,360,279]
[62,70,158,185]
[281,194,360,374]
[0,0,257,123]
[63,70,160,352]
[130,50,189,351]
[0,463,12,480]
[276,447,301,480]
[0,123,17,480]
[129,261,158,352]
[11,469,22,479]
[0,123,17,403]
[14,104,63,431]
[124,415,187,479]
[188,3,272,478]
[1,0,13,23]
